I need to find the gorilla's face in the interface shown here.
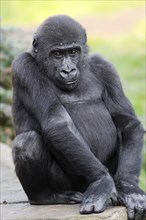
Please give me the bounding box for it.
[48,45,81,90]
[32,15,88,90]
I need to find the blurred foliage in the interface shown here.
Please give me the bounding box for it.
[89,33,145,120]
[0,27,30,145]
[1,0,144,26]
[0,87,12,104]
[0,0,145,190]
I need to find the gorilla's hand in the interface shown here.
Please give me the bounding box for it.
[80,175,117,214]
[117,181,146,220]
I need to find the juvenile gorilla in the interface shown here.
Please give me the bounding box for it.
[12,15,146,220]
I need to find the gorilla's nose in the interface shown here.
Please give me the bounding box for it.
[60,69,77,79]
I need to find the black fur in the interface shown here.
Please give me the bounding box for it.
[12,15,146,219]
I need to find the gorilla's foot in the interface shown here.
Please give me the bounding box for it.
[29,191,83,205]
[80,175,117,214]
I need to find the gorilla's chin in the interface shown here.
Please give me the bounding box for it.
[59,80,79,91]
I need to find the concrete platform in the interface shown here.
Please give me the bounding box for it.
[0,143,128,220]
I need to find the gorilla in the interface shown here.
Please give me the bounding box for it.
[12,15,146,220]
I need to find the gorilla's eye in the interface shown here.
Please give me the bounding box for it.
[69,48,79,56]
[53,51,63,59]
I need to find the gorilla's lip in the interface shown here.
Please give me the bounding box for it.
[64,79,78,85]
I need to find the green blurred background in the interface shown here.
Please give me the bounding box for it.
[0,0,145,190]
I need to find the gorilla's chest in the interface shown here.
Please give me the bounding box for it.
[58,81,117,161]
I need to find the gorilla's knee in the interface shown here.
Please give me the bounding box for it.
[12,131,42,165]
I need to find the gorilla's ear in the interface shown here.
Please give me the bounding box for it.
[84,32,87,44]
[32,36,38,53]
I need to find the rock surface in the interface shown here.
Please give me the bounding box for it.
[0,143,128,220]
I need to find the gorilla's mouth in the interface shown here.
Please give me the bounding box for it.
[65,79,78,85]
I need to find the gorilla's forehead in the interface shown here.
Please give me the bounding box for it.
[50,42,81,50]
[36,15,87,45]
[41,28,85,45]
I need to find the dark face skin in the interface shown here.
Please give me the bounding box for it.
[32,15,87,91]
[49,45,81,90]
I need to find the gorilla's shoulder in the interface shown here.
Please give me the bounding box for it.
[89,54,118,79]
[12,52,34,77]
[89,53,108,64]
[89,54,116,72]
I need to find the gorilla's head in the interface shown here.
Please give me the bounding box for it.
[32,15,88,90]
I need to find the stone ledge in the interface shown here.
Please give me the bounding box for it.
[1,204,127,220]
[0,143,128,220]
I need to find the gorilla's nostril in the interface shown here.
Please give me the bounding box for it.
[60,69,77,80]
[60,72,67,79]
[62,70,69,74]
[62,68,76,74]
[69,69,77,78]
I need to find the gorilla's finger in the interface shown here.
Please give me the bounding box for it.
[134,208,143,220]
[127,208,135,220]
[80,203,94,214]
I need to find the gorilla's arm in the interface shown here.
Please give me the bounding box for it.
[91,55,146,219]
[12,53,115,199]
[98,56,144,183]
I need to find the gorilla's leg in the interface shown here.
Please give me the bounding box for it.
[12,131,82,204]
